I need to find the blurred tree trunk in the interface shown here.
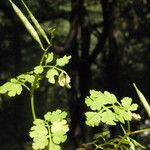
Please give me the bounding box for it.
[66,0,111,147]
[66,0,90,146]
[104,0,121,94]
[103,0,123,138]
[0,1,25,149]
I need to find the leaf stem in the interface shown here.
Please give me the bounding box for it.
[30,45,50,120]
[30,88,36,120]
[114,134,128,150]
[129,128,150,135]
[43,65,67,74]
[40,45,51,66]
[127,121,131,132]
[47,122,52,150]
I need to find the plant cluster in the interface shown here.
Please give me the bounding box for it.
[81,90,149,150]
[85,90,138,126]
[0,0,71,149]
[0,1,150,150]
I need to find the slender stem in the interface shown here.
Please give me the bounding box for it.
[114,125,127,150]
[114,134,128,150]
[17,81,30,92]
[129,128,150,135]
[46,122,52,150]
[115,126,150,150]
[39,45,50,66]
[29,45,50,120]
[30,88,36,120]
[43,65,64,72]
[127,121,131,132]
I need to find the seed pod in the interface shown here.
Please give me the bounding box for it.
[9,0,43,49]
[133,83,150,118]
[21,0,50,45]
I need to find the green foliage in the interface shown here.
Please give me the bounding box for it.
[46,68,59,84]
[30,119,48,150]
[90,132,146,150]
[17,74,35,84]
[82,90,150,150]
[85,90,138,127]
[34,66,44,74]
[1,1,150,150]
[30,110,69,150]
[0,79,22,97]
[56,55,71,67]
[45,52,54,64]
[0,1,71,149]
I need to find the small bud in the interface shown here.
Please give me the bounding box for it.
[132,113,141,121]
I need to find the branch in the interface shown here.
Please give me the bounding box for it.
[88,0,111,64]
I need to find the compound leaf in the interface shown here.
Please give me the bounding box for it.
[44,109,67,123]
[45,52,53,64]
[46,68,58,84]
[103,91,117,104]
[85,90,107,110]
[100,109,116,125]
[85,96,102,111]
[0,79,22,97]
[51,120,69,144]
[56,55,71,67]
[49,141,61,150]
[17,74,35,84]
[85,90,117,111]
[30,119,48,150]
[34,66,44,74]
[0,82,11,94]
[44,110,69,148]
[114,105,133,121]
[85,112,101,127]
[121,97,138,111]
[113,106,125,123]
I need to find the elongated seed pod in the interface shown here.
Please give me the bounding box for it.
[9,0,43,49]
[133,83,150,117]
[21,0,50,45]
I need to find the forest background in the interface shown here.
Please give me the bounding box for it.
[0,0,150,149]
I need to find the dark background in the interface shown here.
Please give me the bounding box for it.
[0,0,150,149]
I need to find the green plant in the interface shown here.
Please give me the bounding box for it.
[0,0,71,149]
[0,1,150,150]
[133,83,150,117]
[80,89,150,150]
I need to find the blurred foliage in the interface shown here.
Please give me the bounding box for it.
[0,0,150,149]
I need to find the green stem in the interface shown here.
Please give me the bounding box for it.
[129,128,150,135]
[30,88,36,120]
[39,45,50,66]
[127,121,131,132]
[114,125,128,150]
[30,45,50,120]
[47,123,52,150]
[115,127,150,150]
[114,134,128,150]
[43,65,65,73]
[17,81,30,92]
